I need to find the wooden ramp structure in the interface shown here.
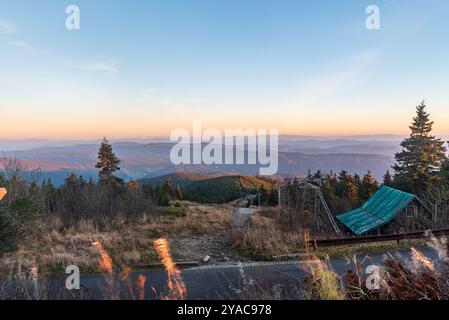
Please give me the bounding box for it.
[280,178,341,236]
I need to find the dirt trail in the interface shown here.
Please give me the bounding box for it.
[170,231,251,264]
[233,207,257,226]
[170,205,256,264]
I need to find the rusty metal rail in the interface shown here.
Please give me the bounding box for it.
[310,228,449,248]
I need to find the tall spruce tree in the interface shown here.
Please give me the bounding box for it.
[359,171,379,200]
[393,101,447,193]
[64,172,79,188]
[95,137,123,186]
[164,177,175,197]
[336,170,359,203]
[383,170,393,186]
[175,185,183,200]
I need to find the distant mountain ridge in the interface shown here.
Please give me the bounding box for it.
[0,136,400,184]
[143,172,221,188]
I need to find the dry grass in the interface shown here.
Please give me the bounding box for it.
[234,236,449,300]
[316,239,429,260]
[338,236,449,300]
[0,205,234,276]
[229,211,303,259]
[229,209,432,261]
[170,206,234,235]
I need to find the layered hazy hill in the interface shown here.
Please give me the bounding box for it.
[0,135,411,185]
[145,172,219,187]
[143,173,279,204]
[184,175,278,204]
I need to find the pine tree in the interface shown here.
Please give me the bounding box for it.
[87,177,95,187]
[359,171,379,200]
[42,179,56,213]
[323,172,338,199]
[354,173,362,190]
[393,101,447,193]
[78,175,86,187]
[175,185,183,200]
[155,184,169,206]
[143,182,154,199]
[383,170,393,186]
[95,137,123,186]
[336,170,359,203]
[163,177,175,197]
[45,179,54,188]
[65,172,79,188]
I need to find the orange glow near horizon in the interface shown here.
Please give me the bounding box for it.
[2,104,449,139]
[2,121,449,140]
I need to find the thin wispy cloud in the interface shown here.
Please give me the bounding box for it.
[0,19,16,34]
[81,62,119,75]
[66,60,122,79]
[10,40,30,48]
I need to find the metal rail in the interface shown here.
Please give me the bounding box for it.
[309,228,449,248]
[316,187,342,236]
[297,181,342,236]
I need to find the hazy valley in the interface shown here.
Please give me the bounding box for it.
[0,135,409,185]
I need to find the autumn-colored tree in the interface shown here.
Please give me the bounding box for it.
[175,185,183,200]
[359,171,379,200]
[163,177,175,197]
[336,171,358,202]
[95,137,123,187]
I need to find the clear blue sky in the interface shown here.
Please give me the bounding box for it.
[1,0,449,138]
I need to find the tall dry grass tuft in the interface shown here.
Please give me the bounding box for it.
[137,275,146,300]
[302,253,345,300]
[91,240,119,299]
[411,247,434,270]
[153,238,186,300]
[427,235,449,263]
[92,241,113,273]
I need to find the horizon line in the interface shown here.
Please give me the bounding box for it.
[2,133,449,142]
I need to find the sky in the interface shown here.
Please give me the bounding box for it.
[0,0,449,139]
